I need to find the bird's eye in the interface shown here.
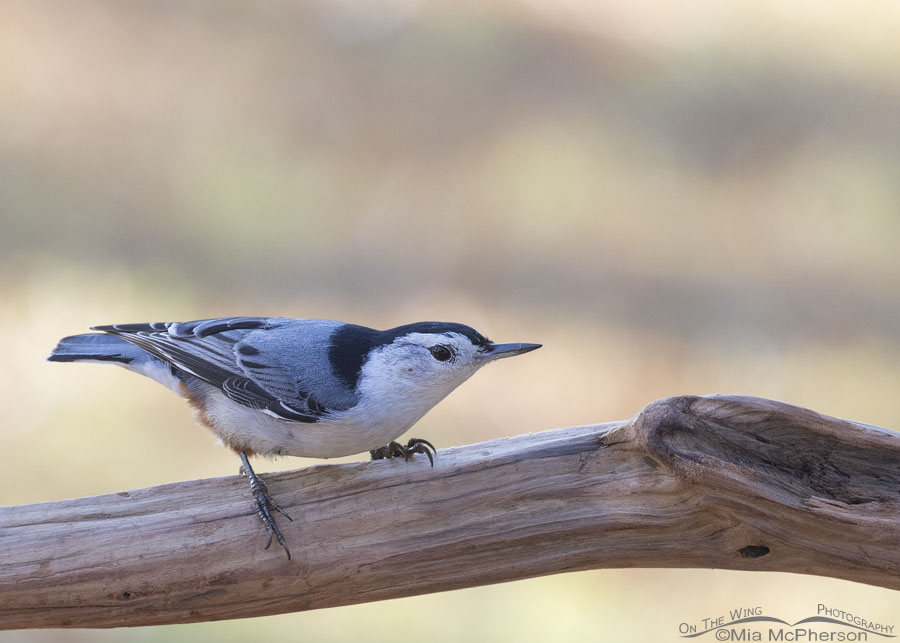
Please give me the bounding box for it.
[429,345,453,362]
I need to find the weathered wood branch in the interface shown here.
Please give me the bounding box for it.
[1,395,899,629]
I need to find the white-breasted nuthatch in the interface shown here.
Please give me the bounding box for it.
[48,317,541,558]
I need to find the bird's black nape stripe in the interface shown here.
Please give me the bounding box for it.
[384,322,491,348]
[328,321,490,389]
[328,325,381,390]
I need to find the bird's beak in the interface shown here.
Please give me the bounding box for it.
[479,342,542,361]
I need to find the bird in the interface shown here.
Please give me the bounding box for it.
[47,317,541,559]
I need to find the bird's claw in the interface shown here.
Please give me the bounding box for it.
[370,437,436,467]
[250,476,292,559]
[239,453,293,560]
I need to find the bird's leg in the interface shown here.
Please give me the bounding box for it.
[238,451,293,560]
[369,438,436,467]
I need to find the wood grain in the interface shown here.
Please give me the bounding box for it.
[1,395,898,629]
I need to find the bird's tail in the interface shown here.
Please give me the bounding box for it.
[48,332,183,393]
[47,333,144,365]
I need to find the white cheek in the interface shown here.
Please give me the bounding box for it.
[378,351,433,380]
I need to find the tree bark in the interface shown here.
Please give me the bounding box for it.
[1,395,898,629]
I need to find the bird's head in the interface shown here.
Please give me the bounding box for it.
[343,322,540,404]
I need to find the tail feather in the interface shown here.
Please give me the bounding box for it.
[48,332,184,394]
[47,333,144,364]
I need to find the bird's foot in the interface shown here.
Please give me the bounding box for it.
[369,438,436,467]
[238,452,293,560]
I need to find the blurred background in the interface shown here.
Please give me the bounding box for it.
[2,0,899,640]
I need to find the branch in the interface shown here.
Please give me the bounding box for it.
[2,395,899,629]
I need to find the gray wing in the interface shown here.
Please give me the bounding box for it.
[93,317,355,422]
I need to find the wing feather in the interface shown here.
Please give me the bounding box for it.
[94,318,328,422]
